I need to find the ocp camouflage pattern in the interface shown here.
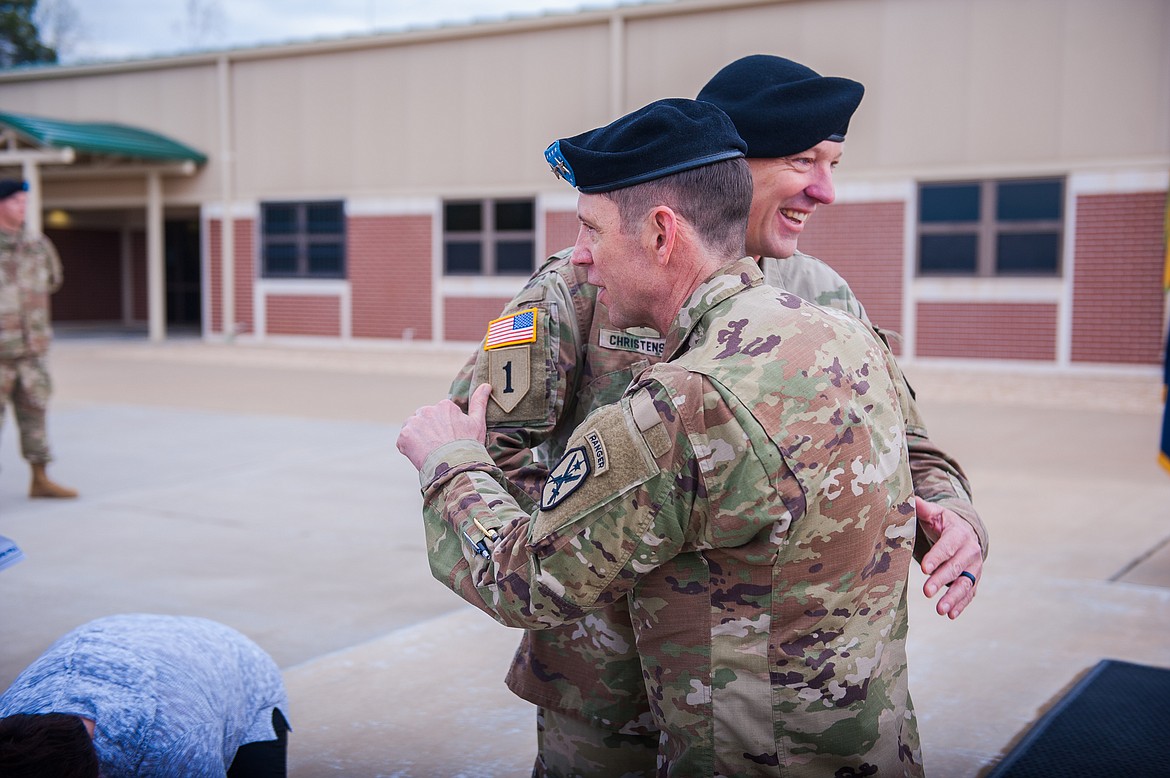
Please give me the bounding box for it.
[428,258,924,775]
[450,248,658,735]
[0,230,63,463]
[763,253,987,553]
[447,248,986,743]
[0,230,62,359]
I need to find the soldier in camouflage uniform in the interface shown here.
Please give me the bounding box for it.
[446,57,985,775]
[0,179,78,499]
[400,98,925,775]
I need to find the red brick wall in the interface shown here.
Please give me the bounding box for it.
[445,296,514,342]
[208,218,256,335]
[46,228,123,321]
[350,214,433,340]
[1070,191,1166,365]
[916,302,1058,360]
[265,295,341,336]
[797,201,906,339]
[545,211,578,257]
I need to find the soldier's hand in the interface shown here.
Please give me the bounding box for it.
[397,383,492,470]
[916,496,983,620]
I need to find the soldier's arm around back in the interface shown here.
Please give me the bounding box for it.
[447,251,590,500]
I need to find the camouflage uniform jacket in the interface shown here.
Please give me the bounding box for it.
[0,229,63,360]
[426,258,924,776]
[448,249,985,736]
[763,250,869,322]
[762,254,987,554]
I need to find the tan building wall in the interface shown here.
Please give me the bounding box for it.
[1,0,1167,366]
[6,0,1165,198]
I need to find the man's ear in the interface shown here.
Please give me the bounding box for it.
[647,206,678,267]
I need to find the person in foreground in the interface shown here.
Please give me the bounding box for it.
[0,614,291,778]
[399,98,924,775]
[447,54,985,774]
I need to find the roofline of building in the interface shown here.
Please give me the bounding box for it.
[0,0,794,82]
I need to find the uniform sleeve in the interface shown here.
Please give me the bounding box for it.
[761,253,871,324]
[420,371,772,631]
[904,400,989,559]
[876,341,989,560]
[448,252,589,501]
[793,271,988,561]
[43,237,64,293]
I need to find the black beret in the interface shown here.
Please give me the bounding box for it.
[0,179,28,200]
[697,54,864,159]
[545,98,746,194]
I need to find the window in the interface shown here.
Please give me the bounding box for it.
[444,199,535,275]
[917,179,1063,276]
[261,201,346,279]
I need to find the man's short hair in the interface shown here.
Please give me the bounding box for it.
[0,713,99,778]
[603,156,753,260]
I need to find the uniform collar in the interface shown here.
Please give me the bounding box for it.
[663,256,763,360]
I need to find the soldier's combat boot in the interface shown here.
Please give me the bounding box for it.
[29,463,79,499]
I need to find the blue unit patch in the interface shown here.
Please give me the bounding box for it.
[541,446,591,510]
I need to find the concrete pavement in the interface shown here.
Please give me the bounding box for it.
[2,335,1168,776]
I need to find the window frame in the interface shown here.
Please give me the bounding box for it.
[260,200,347,280]
[443,198,536,277]
[916,178,1064,278]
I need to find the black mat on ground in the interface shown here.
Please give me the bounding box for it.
[987,659,1170,777]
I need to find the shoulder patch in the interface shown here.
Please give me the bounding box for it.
[487,345,531,412]
[541,447,591,510]
[530,402,661,545]
[583,428,609,475]
[485,307,538,350]
[472,302,555,426]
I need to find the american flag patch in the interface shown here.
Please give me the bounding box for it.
[485,307,538,350]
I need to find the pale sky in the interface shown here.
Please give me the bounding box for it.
[49,0,667,65]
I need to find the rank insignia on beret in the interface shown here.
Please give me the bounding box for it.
[544,140,577,187]
[485,307,538,350]
[541,446,590,510]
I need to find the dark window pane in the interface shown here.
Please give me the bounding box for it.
[919,234,978,274]
[308,242,345,276]
[920,183,980,223]
[445,203,482,232]
[996,232,1060,274]
[264,204,298,235]
[496,240,534,275]
[445,242,482,274]
[307,203,344,234]
[265,244,298,275]
[261,201,347,278]
[997,180,1062,221]
[495,200,534,231]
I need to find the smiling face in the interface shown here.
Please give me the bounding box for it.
[570,192,657,331]
[745,139,843,260]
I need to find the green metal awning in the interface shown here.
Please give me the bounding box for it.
[0,110,207,164]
